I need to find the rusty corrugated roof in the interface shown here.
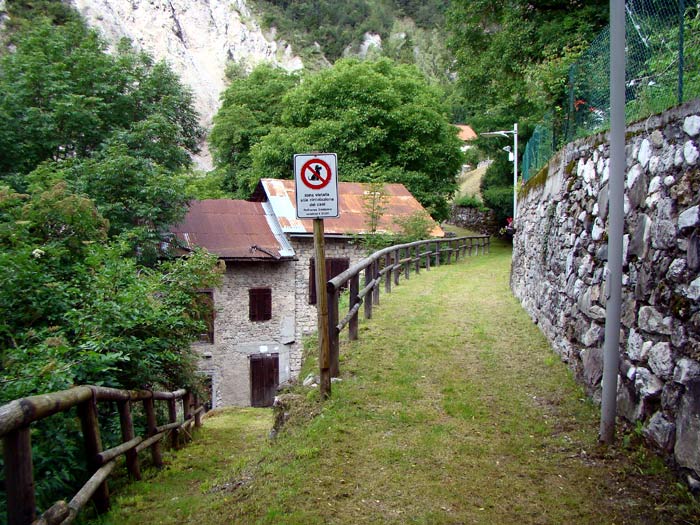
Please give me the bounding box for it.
[170,200,294,260]
[456,124,478,141]
[258,179,444,237]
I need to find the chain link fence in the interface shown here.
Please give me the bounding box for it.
[522,0,699,182]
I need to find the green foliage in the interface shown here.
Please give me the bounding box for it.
[454,194,486,210]
[0,9,221,515]
[213,59,462,220]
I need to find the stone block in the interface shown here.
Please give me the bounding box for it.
[688,232,700,271]
[581,347,603,389]
[648,342,674,379]
[684,115,700,137]
[643,412,676,451]
[635,367,663,398]
[674,379,700,475]
[678,205,700,230]
[674,357,700,385]
[638,305,672,335]
[684,140,699,165]
[582,322,604,347]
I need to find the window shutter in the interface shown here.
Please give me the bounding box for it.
[309,258,350,305]
[249,288,272,321]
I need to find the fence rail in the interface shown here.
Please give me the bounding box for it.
[322,235,490,383]
[1,385,206,525]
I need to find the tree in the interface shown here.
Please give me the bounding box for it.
[446,0,608,226]
[214,58,462,220]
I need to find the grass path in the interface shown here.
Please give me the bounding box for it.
[93,241,698,525]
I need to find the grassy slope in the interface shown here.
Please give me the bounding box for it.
[92,241,698,525]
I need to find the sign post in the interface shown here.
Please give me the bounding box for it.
[294,154,339,399]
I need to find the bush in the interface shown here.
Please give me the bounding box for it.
[454,194,486,210]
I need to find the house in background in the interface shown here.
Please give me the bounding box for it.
[171,180,443,407]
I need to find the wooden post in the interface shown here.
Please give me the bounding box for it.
[462,239,468,257]
[183,392,193,443]
[349,273,360,341]
[405,247,410,280]
[143,397,163,468]
[328,286,340,377]
[117,400,141,481]
[393,249,400,286]
[469,238,474,256]
[455,240,461,262]
[168,398,178,450]
[414,245,421,274]
[193,394,203,428]
[314,219,331,399]
[447,240,453,264]
[77,397,110,514]
[435,241,441,267]
[364,265,373,319]
[372,260,380,306]
[5,427,36,525]
[384,253,392,293]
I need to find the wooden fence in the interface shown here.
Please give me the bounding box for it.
[322,235,490,387]
[0,385,206,525]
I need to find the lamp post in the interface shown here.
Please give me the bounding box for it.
[481,123,518,219]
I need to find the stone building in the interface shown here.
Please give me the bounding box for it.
[171,179,442,407]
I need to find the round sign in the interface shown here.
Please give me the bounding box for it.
[300,158,332,190]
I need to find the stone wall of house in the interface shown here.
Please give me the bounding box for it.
[292,237,369,337]
[511,100,700,487]
[195,260,297,407]
[449,206,498,234]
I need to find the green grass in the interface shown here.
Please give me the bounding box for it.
[90,240,699,524]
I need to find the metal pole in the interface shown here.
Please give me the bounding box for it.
[678,0,685,105]
[600,0,625,444]
[513,123,518,220]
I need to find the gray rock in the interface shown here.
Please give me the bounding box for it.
[684,140,699,165]
[598,183,609,221]
[581,347,603,389]
[651,219,676,250]
[674,379,700,474]
[644,412,676,451]
[582,323,604,347]
[618,380,643,421]
[666,258,687,282]
[678,205,700,230]
[628,214,651,259]
[627,328,647,362]
[635,367,663,398]
[687,276,700,301]
[648,342,674,379]
[638,140,652,168]
[688,232,700,271]
[684,115,700,137]
[638,306,672,335]
[302,373,318,387]
[650,129,665,147]
[674,358,700,385]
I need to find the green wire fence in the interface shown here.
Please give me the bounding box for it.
[522,0,700,182]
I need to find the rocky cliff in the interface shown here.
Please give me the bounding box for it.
[68,0,303,167]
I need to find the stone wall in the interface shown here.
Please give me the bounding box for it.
[511,100,700,487]
[195,259,297,407]
[449,206,498,234]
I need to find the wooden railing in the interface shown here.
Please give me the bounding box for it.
[0,385,206,525]
[322,235,490,386]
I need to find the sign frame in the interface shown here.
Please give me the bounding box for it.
[294,153,339,219]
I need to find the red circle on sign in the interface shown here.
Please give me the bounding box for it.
[300,159,332,190]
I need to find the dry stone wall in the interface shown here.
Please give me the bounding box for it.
[511,100,700,487]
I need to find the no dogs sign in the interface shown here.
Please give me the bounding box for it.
[294,153,339,219]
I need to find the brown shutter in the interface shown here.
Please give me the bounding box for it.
[249,288,272,321]
[309,258,350,305]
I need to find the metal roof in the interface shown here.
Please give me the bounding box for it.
[455,124,478,141]
[257,179,444,237]
[170,200,294,260]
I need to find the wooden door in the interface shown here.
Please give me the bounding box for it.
[250,353,279,407]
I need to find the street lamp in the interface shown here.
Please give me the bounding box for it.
[481,123,518,219]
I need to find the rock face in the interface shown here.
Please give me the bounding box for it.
[68,0,303,167]
[511,100,700,485]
